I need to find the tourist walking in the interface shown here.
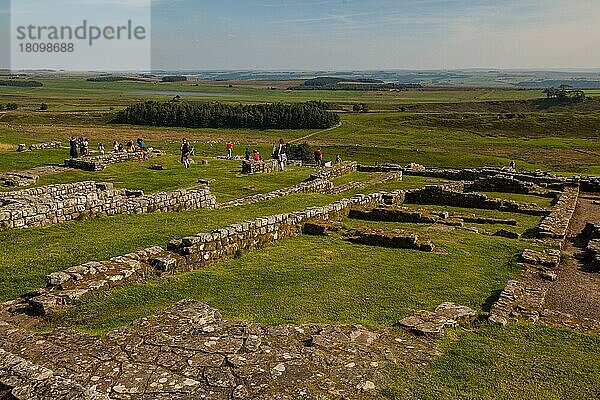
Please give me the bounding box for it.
[245,147,251,161]
[181,138,191,168]
[98,143,105,155]
[69,136,78,159]
[276,138,287,171]
[253,149,261,161]
[314,148,323,167]
[227,141,233,158]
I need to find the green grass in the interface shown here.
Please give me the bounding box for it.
[48,229,527,334]
[32,156,313,201]
[384,323,600,399]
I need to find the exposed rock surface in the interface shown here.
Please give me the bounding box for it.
[0,301,440,399]
[397,303,477,335]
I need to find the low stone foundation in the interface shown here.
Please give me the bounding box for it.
[537,186,580,240]
[404,185,548,215]
[464,174,541,195]
[582,223,600,271]
[0,300,439,399]
[307,161,358,181]
[0,181,216,231]
[397,303,477,335]
[217,179,333,209]
[489,280,547,325]
[241,159,281,174]
[27,141,62,151]
[64,149,164,171]
[346,227,435,252]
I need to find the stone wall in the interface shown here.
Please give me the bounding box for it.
[306,161,357,181]
[217,178,333,208]
[537,186,579,240]
[64,149,165,171]
[325,171,403,195]
[463,174,539,194]
[403,185,548,215]
[27,142,62,151]
[581,176,600,193]
[241,159,281,174]
[169,192,387,266]
[0,181,216,231]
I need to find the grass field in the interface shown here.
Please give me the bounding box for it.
[1,75,599,399]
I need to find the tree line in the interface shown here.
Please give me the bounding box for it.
[113,101,341,129]
[0,80,43,87]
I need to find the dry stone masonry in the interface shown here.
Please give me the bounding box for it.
[17,142,62,152]
[0,300,440,399]
[404,185,548,215]
[170,193,389,266]
[241,159,281,174]
[537,186,580,240]
[217,179,333,209]
[64,149,165,171]
[0,181,216,231]
[582,222,600,271]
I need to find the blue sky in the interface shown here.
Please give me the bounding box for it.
[1,0,599,70]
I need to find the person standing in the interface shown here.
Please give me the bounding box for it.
[245,147,251,160]
[98,143,105,155]
[226,141,233,159]
[69,136,78,159]
[276,138,287,171]
[181,138,191,168]
[314,148,323,167]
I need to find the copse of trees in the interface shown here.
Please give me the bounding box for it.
[114,101,340,129]
[161,76,187,82]
[543,85,586,102]
[0,80,43,87]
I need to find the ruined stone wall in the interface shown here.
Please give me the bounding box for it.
[64,149,165,171]
[463,174,538,194]
[27,142,62,151]
[0,181,98,199]
[581,176,600,193]
[218,178,333,208]
[306,161,358,181]
[403,185,548,215]
[537,186,579,240]
[0,182,216,231]
[170,192,388,266]
[241,159,282,174]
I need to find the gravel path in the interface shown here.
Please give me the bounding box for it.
[544,193,600,320]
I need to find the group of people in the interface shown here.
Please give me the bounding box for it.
[69,136,147,159]
[179,138,339,170]
[69,136,90,158]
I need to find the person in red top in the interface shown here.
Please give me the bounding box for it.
[314,148,323,167]
[252,149,261,161]
[226,141,233,158]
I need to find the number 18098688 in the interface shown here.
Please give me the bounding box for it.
[19,42,74,52]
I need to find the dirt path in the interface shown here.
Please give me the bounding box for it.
[544,192,600,320]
